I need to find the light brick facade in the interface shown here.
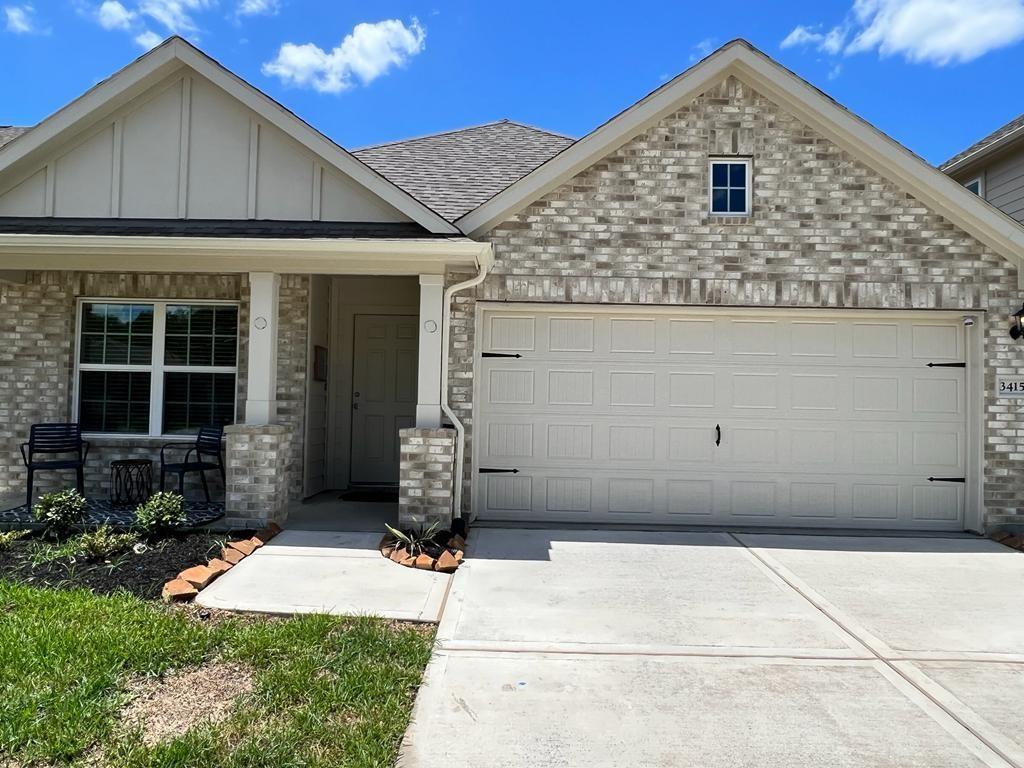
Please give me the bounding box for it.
[0,271,308,504]
[446,76,1023,526]
[224,423,293,526]
[398,427,457,529]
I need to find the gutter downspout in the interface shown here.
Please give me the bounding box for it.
[440,243,494,523]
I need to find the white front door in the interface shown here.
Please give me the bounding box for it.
[475,306,968,530]
[350,314,418,484]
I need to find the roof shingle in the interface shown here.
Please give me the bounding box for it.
[353,119,574,221]
[941,113,1024,171]
[0,126,30,149]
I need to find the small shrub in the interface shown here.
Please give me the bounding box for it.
[385,522,441,558]
[134,492,186,534]
[0,529,31,550]
[32,489,87,537]
[73,526,137,561]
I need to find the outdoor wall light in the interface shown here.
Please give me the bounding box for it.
[1011,304,1024,340]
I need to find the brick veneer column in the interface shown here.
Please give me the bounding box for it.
[224,423,292,528]
[398,428,456,529]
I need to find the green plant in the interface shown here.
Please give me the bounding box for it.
[134,492,186,533]
[385,521,440,557]
[32,489,87,537]
[0,529,31,550]
[72,526,137,561]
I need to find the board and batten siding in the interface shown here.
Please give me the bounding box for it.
[0,72,411,223]
[983,150,1024,225]
[444,74,1023,528]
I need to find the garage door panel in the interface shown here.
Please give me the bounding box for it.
[476,308,967,530]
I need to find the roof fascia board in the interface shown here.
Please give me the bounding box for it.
[456,48,736,236]
[0,38,459,235]
[0,44,182,177]
[727,53,1024,276]
[171,42,459,234]
[0,233,488,274]
[458,42,1023,281]
[942,128,1024,177]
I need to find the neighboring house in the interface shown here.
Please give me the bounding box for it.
[942,113,1024,224]
[1,37,1023,535]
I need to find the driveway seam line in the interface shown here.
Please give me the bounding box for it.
[729,532,1020,768]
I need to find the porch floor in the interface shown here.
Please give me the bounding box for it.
[285,491,397,532]
[0,497,225,530]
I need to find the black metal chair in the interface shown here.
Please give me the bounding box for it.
[160,425,225,502]
[19,423,90,507]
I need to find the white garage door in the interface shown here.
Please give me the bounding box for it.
[474,306,968,530]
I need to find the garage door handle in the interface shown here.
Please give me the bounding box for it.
[715,424,721,447]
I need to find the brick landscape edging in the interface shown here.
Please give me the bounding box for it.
[161,522,283,602]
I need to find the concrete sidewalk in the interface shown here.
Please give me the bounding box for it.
[196,529,450,622]
[399,528,1024,768]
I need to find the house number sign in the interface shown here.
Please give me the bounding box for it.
[996,376,1024,397]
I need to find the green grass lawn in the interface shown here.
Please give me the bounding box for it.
[0,580,435,767]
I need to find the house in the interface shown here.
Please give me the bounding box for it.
[1,37,1023,535]
[942,113,1024,226]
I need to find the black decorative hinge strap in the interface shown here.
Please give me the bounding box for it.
[926,362,966,368]
[927,476,966,483]
[479,467,520,474]
[482,352,523,359]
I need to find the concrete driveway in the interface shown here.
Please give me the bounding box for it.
[399,528,1024,768]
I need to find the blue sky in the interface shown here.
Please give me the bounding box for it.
[2,0,1024,164]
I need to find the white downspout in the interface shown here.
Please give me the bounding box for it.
[440,243,494,522]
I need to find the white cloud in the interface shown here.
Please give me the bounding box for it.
[138,0,211,34]
[262,18,426,94]
[97,0,135,30]
[782,0,1024,66]
[236,0,279,17]
[4,3,45,33]
[690,37,716,62]
[135,28,162,48]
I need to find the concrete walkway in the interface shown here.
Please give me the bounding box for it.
[196,529,449,621]
[399,528,1024,768]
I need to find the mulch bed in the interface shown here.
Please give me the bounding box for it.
[0,531,252,600]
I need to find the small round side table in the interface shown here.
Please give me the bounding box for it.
[109,459,153,507]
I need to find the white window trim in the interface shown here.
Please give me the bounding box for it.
[965,176,984,197]
[73,297,240,439]
[709,157,753,216]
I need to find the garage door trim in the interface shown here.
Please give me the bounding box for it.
[470,302,985,532]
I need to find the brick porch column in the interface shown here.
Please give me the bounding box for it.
[224,423,292,527]
[398,427,456,530]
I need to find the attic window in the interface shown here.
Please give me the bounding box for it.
[965,177,983,196]
[710,159,751,215]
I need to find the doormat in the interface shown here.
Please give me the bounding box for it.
[339,487,399,503]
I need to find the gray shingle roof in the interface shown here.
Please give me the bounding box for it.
[353,120,575,221]
[941,113,1024,171]
[0,126,30,149]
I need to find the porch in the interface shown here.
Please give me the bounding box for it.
[0,230,491,533]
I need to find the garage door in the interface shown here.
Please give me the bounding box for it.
[474,306,968,530]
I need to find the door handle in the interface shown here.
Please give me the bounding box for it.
[715,424,721,447]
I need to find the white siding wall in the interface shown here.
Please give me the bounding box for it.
[0,69,411,223]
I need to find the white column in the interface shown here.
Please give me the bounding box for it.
[416,274,445,428]
[245,272,280,425]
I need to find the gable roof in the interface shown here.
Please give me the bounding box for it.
[941,112,1024,175]
[0,37,459,234]
[456,39,1024,278]
[353,120,574,220]
[0,126,29,149]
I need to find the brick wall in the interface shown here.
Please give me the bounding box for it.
[224,423,293,527]
[447,75,1023,525]
[0,271,308,504]
[398,427,456,529]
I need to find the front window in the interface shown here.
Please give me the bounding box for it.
[76,301,238,435]
[710,159,751,215]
